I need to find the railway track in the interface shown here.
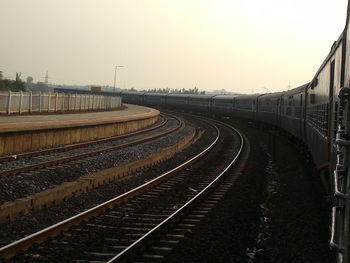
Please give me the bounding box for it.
[0,115,181,177]
[0,117,247,262]
[110,120,246,263]
[0,115,168,164]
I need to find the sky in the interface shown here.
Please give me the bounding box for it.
[0,0,348,94]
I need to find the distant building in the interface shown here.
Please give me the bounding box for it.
[26,82,53,93]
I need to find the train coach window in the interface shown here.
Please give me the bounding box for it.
[307,103,328,138]
[288,96,294,106]
[310,94,316,104]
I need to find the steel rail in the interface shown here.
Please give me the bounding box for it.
[0,117,181,177]
[0,115,168,164]
[108,119,244,262]
[0,118,220,259]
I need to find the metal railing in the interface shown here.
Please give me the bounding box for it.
[0,91,122,115]
[331,86,350,263]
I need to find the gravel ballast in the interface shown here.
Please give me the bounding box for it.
[0,117,216,246]
[163,116,334,263]
[0,112,333,263]
[0,118,193,204]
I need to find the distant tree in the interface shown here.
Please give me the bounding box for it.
[145,87,205,95]
[0,79,12,91]
[26,76,33,84]
[0,71,4,90]
[0,72,26,92]
[28,82,50,92]
[13,72,26,91]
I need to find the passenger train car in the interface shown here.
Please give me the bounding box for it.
[54,84,334,169]
[279,84,307,141]
[54,2,350,261]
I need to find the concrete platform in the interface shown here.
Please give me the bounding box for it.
[0,104,160,155]
[0,104,159,133]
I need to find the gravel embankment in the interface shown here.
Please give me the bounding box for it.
[164,116,334,263]
[0,117,216,246]
[1,112,333,263]
[11,123,239,262]
[0,117,169,172]
[0,119,193,204]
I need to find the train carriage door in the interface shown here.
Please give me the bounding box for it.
[328,60,335,160]
[303,89,308,142]
[232,97,236,116]
[277,97,282,126]
[253,98,257,121]
[300,94,303,138]
[280,98,284,125]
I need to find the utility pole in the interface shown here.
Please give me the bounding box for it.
[113,65,124,93]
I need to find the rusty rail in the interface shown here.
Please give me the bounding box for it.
[108,119,244,262]
[0,115,167,164]
[0,118,220,259]
[0,116,181,177]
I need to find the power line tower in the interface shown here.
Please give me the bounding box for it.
[44,71,48,84]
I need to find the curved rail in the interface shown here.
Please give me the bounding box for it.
[0,116,181,177]
[0,117,220,259]
[108,119,244,262]
[0,115,167,164]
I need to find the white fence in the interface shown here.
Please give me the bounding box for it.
[0,91,122,115]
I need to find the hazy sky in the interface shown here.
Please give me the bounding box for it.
[0,0,348,93]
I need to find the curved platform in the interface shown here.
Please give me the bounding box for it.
[0,104,160,155]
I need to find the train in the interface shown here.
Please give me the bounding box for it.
[54,82,335,172]
[54,2,350,262]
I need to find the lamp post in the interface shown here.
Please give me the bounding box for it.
[113,65,124,93]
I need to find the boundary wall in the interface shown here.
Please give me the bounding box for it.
[0,91,121,115]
